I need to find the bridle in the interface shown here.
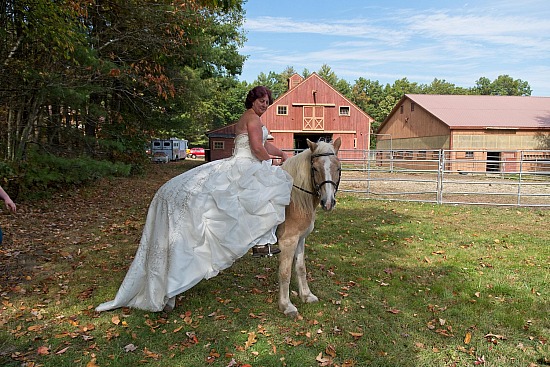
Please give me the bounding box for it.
[292,152,341,197]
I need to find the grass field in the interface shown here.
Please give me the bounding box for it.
[1,161,548,366]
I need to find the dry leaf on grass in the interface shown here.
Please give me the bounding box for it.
[244,332,257,349]
[111,315,120,325]
[36,346,50,355]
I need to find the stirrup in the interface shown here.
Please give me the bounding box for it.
[252,244,281,257]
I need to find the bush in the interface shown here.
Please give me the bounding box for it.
[15,149,132,200]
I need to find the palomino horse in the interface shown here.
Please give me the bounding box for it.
[277,137,341,317]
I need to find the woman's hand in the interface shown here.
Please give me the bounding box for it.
[3,198,16,214]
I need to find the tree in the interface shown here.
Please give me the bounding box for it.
[0,0,247,165]
[254,71,282,97]
[422,78,469,95]
[317,64,338,87]
[351,78,385,124]
[0,0,248,197]
[473,75,531,96]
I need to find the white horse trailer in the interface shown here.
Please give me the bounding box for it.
[151,138,188,161]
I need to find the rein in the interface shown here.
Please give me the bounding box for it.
[292,152,341,197]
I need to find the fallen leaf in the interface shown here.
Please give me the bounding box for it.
[55,346,70,355]
[316,352,333,366]
[475,355,486,365]
[28,325,44,332]
[37,346,50,355]
[111,315,121,325]
[245,332,257,349]
[325,344,337,357]
[464,332,472,344]
[143,347,161,359]
[484,333,506,344]
[484,333,506,340]
[124,343,137,352]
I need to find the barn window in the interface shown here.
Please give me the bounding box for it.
[339,106,350,116]
[213,141,224,150]
[411,103,415,111]
[465,151,474,158]
[277,105,288,115]
[400,105,404,114]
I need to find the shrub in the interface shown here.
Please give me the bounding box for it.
[16,149,132,200]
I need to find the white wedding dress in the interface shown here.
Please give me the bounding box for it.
[96,126,293,312]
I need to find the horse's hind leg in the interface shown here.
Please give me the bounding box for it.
[295,236,318,304]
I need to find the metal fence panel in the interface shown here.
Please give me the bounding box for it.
[339,149,550,207]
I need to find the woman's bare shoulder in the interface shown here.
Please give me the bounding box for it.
[236,109,261,134]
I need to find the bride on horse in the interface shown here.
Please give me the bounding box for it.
[96,86,293,312]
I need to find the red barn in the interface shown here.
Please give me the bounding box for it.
[207,73,373,161]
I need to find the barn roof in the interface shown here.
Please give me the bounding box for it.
[206,123,236,138]
[405,94,550,129]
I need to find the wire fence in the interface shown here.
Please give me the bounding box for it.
[337,149,550,207]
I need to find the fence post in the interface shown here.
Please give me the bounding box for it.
[517,151,524,206]
[437,150,444,204]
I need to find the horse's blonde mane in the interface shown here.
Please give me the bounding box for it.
[282,140,336,214]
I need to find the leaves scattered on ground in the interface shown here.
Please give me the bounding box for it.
[1,160,549,366]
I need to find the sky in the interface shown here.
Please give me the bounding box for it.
[238,0,550,96]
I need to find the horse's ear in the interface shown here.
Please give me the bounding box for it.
[333,137,342,153]
[306,139,318,152]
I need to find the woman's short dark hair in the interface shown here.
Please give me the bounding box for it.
[245,86,273,109]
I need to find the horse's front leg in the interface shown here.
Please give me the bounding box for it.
[294,236,318,304]
[278,232,299,318]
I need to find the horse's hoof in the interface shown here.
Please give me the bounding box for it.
[284,310,299,319]
[280,303,299,318]
[163,296,176,312]
[304,294,319,304]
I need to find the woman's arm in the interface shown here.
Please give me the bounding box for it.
[0,185,16,213]
[264,142,288,163]
[246,119,272,161]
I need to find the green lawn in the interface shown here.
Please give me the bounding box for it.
[0,163,548,367]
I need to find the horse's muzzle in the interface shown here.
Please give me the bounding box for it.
[320,198,336,211]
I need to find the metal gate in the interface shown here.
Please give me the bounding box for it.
[337,149,550,207]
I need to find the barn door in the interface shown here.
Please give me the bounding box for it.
[303,106,324,130]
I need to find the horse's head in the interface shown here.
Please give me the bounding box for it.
[307,137,342,211]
